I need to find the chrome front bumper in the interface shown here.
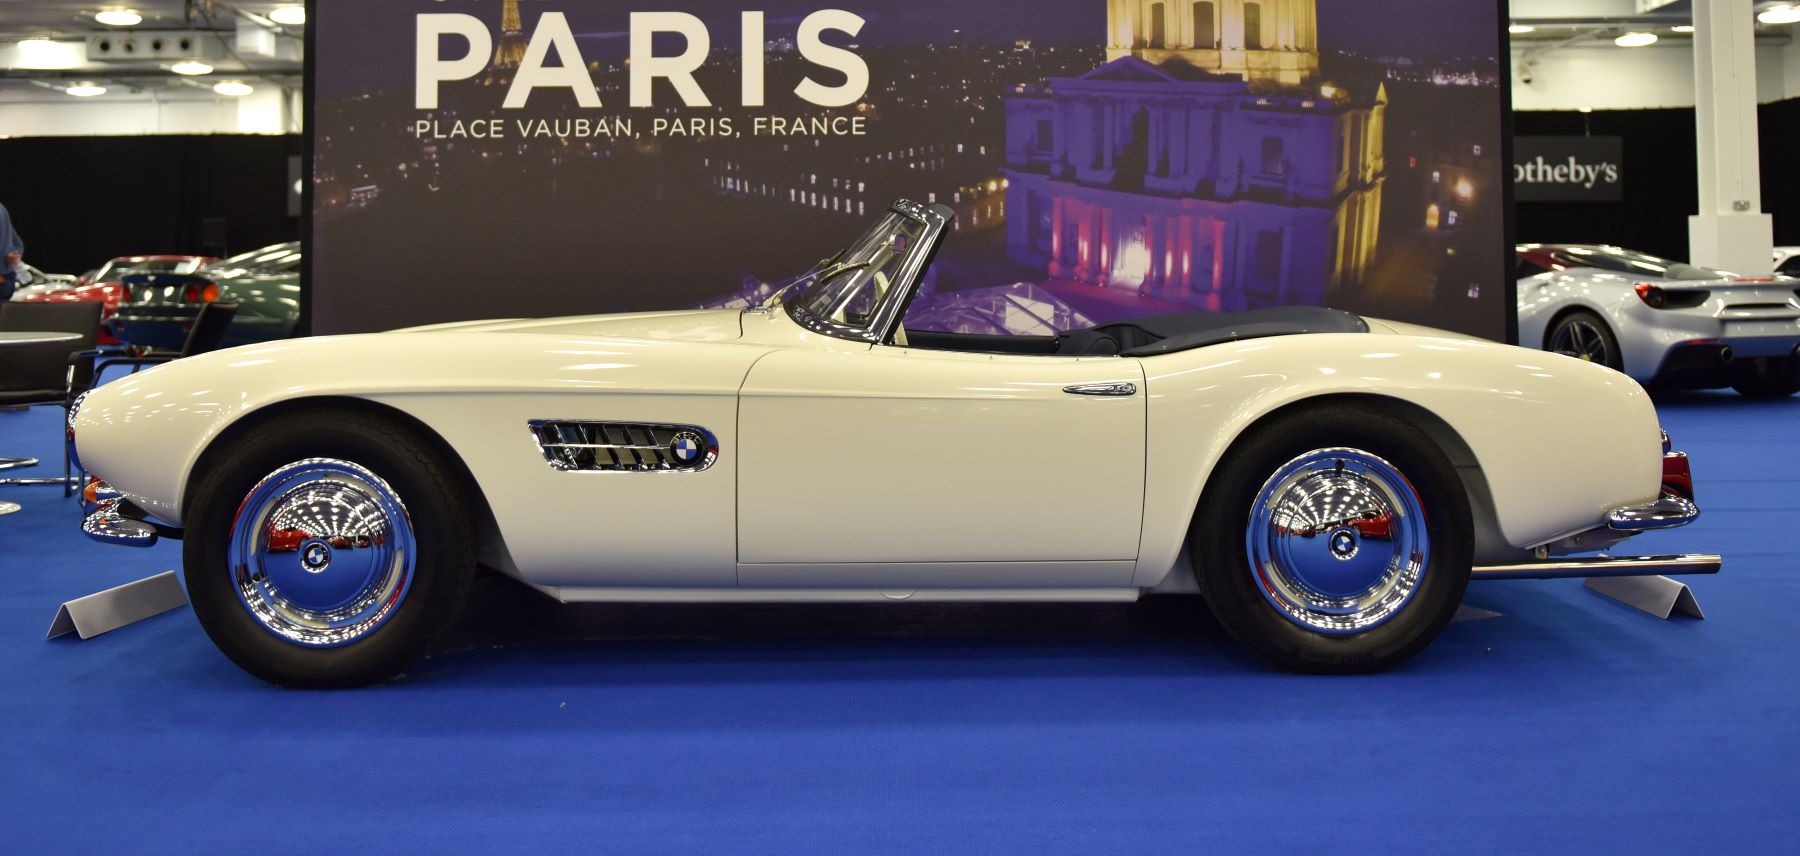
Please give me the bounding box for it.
[82,497,182,548]
[82,499,160,547]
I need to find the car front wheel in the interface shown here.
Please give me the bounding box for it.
[1547,310,1622,371]
[184,409,476,687]
[1191,403,1473,673]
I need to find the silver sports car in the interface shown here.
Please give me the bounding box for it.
[1516,244,1800,397]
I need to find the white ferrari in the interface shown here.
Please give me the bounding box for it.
[70,202,1717,686]
[1517,244,1800,397]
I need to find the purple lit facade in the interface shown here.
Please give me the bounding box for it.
[1002,0,1386,311]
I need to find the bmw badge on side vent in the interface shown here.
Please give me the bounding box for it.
[528,421,719,473]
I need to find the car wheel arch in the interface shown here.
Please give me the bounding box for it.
[1185,392,1506,569]
[182,395,517,578]
[1541,303,1615,351]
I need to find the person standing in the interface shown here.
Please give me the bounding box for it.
[0,201,23,302]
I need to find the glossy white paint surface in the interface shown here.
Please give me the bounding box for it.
[73,305,1667,599]
[738,343,1145,571]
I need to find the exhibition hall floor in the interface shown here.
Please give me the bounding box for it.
[1,394,1795,854]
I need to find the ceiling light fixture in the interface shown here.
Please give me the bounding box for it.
[66,82,108,97]
[1760,5,1800,25]
[1672,25,1696,33]
[94,9,143,27]
[170,60,213,75]
[15,37,83,69]
[213,80,255,96]
[269,6,306,26]
[1508,24,1536,34]
[1615,32,1659,47]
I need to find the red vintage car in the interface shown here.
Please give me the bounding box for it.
[13,255,215,346]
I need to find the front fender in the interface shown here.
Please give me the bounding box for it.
[73,330,776,526]
[1133,331,1661,588]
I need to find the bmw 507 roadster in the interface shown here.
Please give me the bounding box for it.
[71,200,1718,686]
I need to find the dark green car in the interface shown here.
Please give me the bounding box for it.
[109,242,302,350]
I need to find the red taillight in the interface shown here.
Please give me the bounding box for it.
[182,282,220,303]
[1634,282,1666,309]
[119,283,133,302]
[1662,452,1694,501]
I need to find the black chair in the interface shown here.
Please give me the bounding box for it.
[0,302,103,493]
[89,301,240,376]
[51,302,242,496]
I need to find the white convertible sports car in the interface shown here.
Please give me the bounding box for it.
[71,202,1717,687]
[1516,244,1800,397]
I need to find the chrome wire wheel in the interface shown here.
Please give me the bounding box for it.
[1550,316,1611,363]
[1246,448,1431,635]
[227,458,416,648]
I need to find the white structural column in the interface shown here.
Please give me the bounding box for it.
[1689,0,1773,275]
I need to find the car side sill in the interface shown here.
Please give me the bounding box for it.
[1471,553,1721,581]
[537,586,1143,604]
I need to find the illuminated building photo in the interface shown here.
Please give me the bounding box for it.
[307,0,1507,339]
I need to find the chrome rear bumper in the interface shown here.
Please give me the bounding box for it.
[1607,494,1701,531]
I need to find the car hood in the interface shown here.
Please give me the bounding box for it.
[391,309,746,342]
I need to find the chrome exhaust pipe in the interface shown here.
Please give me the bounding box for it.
[1719,345,1734,364]
[1472,553,1721,581]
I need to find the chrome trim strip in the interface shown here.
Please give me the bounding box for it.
[81,498,160,548]
[1607,495,1700,531]
[1471,553,1721,581]
[1063,382,1138,397]
[527,420,720,473]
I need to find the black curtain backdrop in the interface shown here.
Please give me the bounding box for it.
[1514,99,1800,261]
[0,134,301,275]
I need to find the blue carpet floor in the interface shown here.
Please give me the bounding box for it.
[0,392,1795,854]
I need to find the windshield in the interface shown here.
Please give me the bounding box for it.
[781,202,944,342]
[1553,247,1729,282]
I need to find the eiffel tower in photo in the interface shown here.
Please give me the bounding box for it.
[492,0,528,70]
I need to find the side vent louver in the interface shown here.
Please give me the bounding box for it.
[528,421,718,473]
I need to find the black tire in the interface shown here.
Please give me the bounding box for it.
[1191,403,1473,673]
[184,408,476,687]
[1546,310,1623,371]
[1729,357,1800,398]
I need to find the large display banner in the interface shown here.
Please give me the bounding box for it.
[310,0,1513,341]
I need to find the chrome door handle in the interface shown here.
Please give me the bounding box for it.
[1063,382,1138,397]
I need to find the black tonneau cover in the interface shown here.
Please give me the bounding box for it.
[1056,306,1370,357]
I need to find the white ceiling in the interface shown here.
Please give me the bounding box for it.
[0,1,301,102]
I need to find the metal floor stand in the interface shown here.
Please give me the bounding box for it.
[1585,575,1705,619]
[47,572,188,640]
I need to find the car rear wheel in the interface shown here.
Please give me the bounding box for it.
[184,409,476,687]
[1729,356,1800,398]
[1191,403,1473,673]
[1547,310,1622,371]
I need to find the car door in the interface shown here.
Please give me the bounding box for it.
[736,344,1147,589]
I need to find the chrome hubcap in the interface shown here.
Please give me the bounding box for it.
[228,458,415,648]
[1247,448,1430,635]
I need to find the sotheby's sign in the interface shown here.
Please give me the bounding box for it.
[1513,136,1624,202]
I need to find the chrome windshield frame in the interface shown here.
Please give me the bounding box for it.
[784,199,953,345]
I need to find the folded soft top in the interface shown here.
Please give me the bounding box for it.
[1056,306,1370,356]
